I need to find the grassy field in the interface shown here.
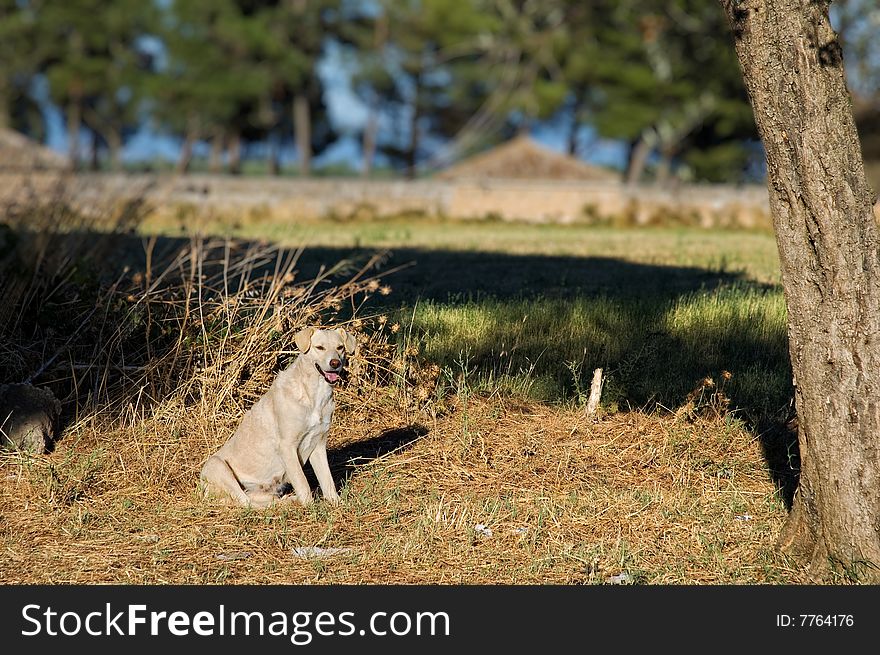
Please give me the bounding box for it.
[145,212,790,421]
[0,202,820,584]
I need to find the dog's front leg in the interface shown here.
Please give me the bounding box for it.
[308,441,339,504]
[280,447,313,505]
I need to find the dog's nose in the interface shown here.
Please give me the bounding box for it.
[330,359,341,369]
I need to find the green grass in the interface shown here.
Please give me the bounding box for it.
[397,284,788,419]
[142,212,790,422]
[152,214,781,284]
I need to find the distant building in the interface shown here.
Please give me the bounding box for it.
[0,129,68,171]
[435,134,619,182]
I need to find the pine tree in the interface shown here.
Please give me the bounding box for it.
[253,0,339,176]
[358,0,498,177]
[36,0,158,169]
[0,0,41,137]
[586,0,756,183]
[156,0,272,173]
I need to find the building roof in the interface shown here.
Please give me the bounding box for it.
[0,128,68,171]
[436,134,619,182]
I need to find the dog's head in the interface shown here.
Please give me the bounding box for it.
[294,326,357,385]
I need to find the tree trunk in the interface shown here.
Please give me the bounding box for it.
[625,135,651,186]
[361,108,379,178]
[0,82,9,131]
[227,131,242,175]
[177,115,199,174]
[268,136,281,176]
[67,99,82,170]
[720,0,880,581]
[293,93,311,177]
[655,148,674,188]
[406,71,422,180]
[89,128,100,171]
[107,126,122,172]
[209,132,223,173]
[177,133,195,174]
[567,94,584,157]
[66,34,85,171]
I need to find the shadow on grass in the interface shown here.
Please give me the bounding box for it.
[1,227,796,505]
[327,424,429,490]
[300,246,796,505]
[756,418,800,509]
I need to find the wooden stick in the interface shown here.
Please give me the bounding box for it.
[585,368,603,419]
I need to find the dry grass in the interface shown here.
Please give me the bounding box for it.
[0,187,810,585]
[0,389,804,584]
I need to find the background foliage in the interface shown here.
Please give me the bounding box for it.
[0,0,876,183]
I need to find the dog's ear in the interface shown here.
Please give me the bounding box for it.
[337,328,357,355]
[294,326,316,354]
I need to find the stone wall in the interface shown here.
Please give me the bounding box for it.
[0,172,773,229]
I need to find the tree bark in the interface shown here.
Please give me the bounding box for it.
[720,0,880,581]
[227,131,242,175]
[177,133,195,174]
[655,148,675,188]
[209,131,223,173]
[361,108,379,178]
[106,126,122,172]
[0,82,9,131]
[406,70,422,180]
[89,128,100,171]
[625,135,652,186]
[567,93,584,157]
[268,136,281,176]
[293,93,311,177]
[177,114,199,174]
[67,98,82,170]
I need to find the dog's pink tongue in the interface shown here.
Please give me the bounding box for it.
[324,371,340,383]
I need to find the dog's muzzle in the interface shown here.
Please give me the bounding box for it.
[315,362,344,384]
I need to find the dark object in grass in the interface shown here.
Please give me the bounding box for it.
[0,383,61,454]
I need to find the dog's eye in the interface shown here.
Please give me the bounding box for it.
[315,345,325,351]
[336,345,343,351]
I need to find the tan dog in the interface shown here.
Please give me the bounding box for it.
[200,326,356,507]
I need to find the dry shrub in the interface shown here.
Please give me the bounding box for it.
[0,177,413,419]
[0,176,152,389]
[674,371,734,422]
[122,238,393,413]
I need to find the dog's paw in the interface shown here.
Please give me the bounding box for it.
[276,492,312,507]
